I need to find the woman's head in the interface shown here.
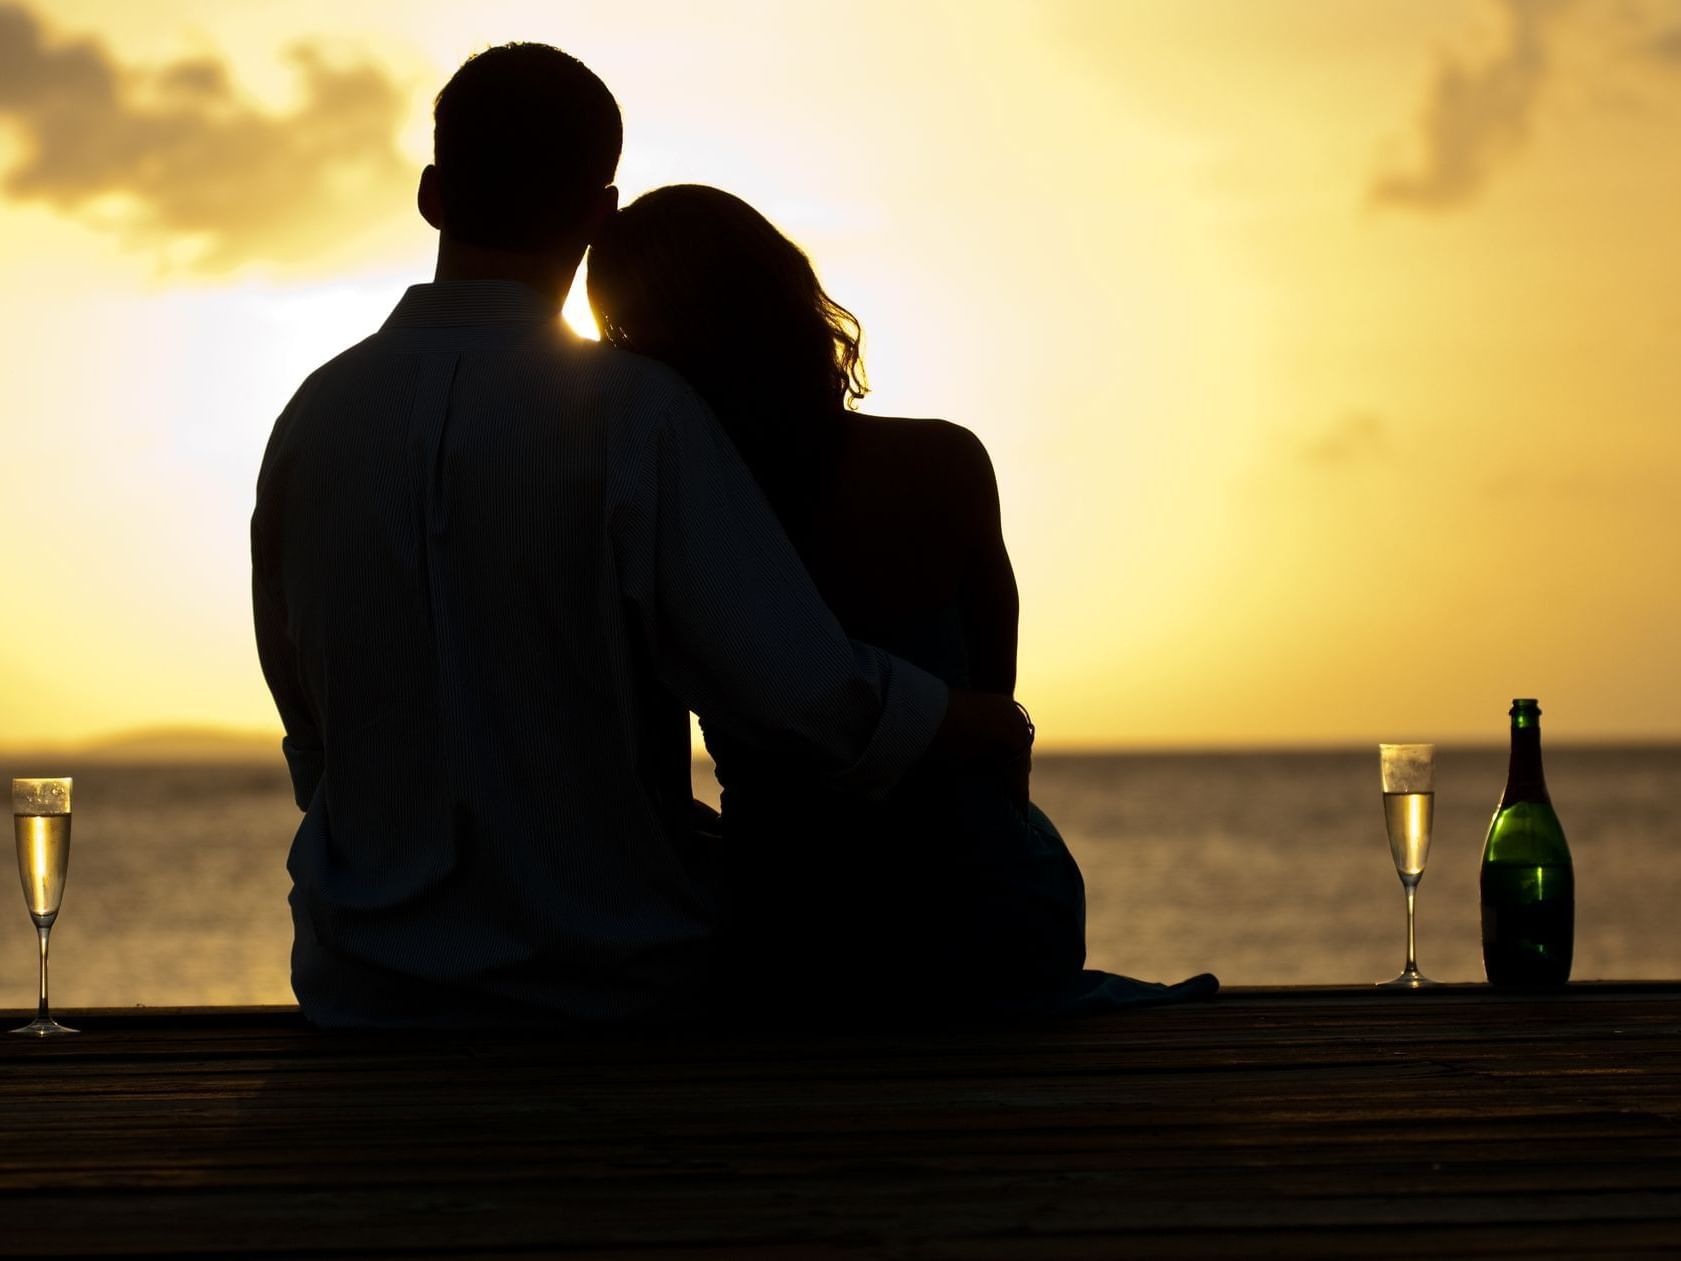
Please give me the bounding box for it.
[586,185,866,425]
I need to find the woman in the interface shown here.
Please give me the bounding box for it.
[587,186,1213,1019]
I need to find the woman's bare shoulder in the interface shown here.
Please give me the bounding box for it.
[836,415,1000,547]
[844,414,995,480]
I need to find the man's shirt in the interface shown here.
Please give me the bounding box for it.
[252,280,948,1027]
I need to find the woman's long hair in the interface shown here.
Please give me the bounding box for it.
[586,185,867,518]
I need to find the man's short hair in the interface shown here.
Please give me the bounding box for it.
[433,43,622,252]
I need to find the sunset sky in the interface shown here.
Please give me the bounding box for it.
[1,0,1677,750]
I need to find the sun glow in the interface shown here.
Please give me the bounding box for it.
[562,284,599,340]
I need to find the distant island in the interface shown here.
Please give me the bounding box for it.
[0,726,283,764]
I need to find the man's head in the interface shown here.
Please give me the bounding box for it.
[422,43,621,254]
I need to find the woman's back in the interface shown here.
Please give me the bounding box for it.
[771,412,1017,682]
[707,411,1012,787]
[788,413,991,670]
[707,414,1085,1016]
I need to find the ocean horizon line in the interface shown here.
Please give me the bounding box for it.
[0,723,1676,766]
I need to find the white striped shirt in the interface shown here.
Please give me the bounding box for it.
[252,280,948,1027]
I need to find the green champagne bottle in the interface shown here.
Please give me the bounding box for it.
[1480,698,1574,987]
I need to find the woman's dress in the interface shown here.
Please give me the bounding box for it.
[708,601,1218,1020]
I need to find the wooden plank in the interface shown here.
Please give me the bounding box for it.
[5,986,1681,1257]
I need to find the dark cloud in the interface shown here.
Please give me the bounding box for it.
[1304,411,1388,466]
[0,3,410,271]
[1369,0,1574,212]
[1650,27,1681,63]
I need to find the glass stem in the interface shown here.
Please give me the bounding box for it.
[36,923,50,1020]
[1404,882,1419,977]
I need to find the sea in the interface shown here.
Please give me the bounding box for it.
[2,747,1676,1008]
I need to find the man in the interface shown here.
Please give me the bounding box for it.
[252,43,1029,1027]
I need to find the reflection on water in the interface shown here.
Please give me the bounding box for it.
[0,748,1675,1006]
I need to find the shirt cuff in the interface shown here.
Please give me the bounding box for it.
[283,738,325,812]
[826,650,950,800]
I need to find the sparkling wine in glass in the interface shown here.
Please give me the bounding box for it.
[13,777,76,1036]
[1379,744,1436,989]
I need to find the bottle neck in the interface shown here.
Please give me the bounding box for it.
[1501,721,1551,806]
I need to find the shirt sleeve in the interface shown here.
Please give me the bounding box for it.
[252,463,324,813]
[611,387,949,799]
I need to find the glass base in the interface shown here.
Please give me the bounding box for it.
[1378,968,1438,990]
[10,1016,77,1036]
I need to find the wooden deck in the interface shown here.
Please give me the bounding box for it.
[5,985,1681,1258]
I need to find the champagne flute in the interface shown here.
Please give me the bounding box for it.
[1378,745,1436,989]
[12,777,76,1036]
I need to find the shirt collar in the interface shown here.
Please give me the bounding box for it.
[382,280,563,330]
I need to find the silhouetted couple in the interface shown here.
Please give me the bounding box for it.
[253,43,1216,1028]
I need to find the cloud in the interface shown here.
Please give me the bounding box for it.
[1303,411,1388,466]
[0,3,410,272]
[1369,0,1575,211]
[1650,26,1681,64]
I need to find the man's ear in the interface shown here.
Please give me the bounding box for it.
[418,165,445,230]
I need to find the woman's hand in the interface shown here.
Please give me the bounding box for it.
[927,689,1033,811]
[928,688,1033,768]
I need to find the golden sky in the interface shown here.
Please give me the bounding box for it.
[1,0,1677,749]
